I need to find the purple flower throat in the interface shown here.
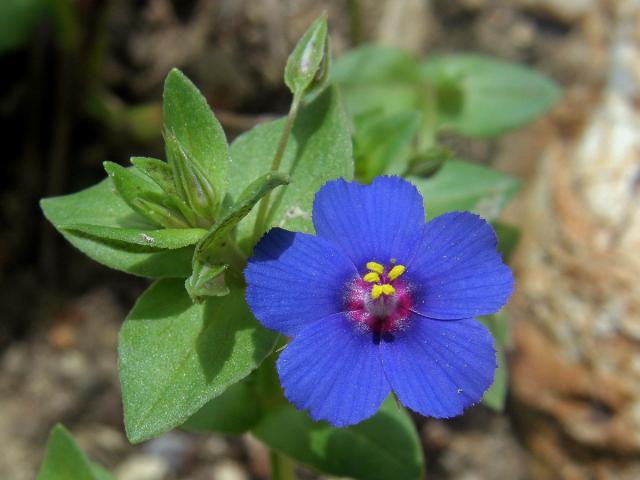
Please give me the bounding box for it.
[346,261,413,335]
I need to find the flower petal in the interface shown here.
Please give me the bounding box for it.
[407,212,513,319]
[380,317,496,418]
[245,228,357,336]
[312,176,425,269]
[277,313,390,426]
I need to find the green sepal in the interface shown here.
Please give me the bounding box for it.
[185,261,229,303]
[164,130,218,226]
[130,156,199,226]
[130,156,176,196]
[104,161,189,228]
[284,15,329,98]
[196,171,290,265]
[37,424,111,480]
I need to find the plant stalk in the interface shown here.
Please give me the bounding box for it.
[252,93,302,243]
[269,449,296,480]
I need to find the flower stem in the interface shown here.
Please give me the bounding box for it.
[269,449,296,480]
[252,93,302,243]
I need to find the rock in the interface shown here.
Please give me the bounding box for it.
[509,1,640,477]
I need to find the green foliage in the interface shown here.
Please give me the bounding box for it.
[118,279,278,443]
[331,45,421,118]
[409,159,521,221]
[229,86,353,245]
[284,15,329,98]
[41,178,193,278]
[253,398,424,480]
[196,172,291,265]
[422,54,560,137]
[37,425,111,480]
[0,0,48,54]
[163,68,230,214]
[354,110,421,181]
[480,311,511,411]
[182,377,262,434]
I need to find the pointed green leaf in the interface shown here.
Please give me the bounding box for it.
[119,280,278,443]
[408,160,520,220]
[163,68,230,214]
[37,424,110,480]
[41,178,193,278]
[253,398,424,480]
[196,172,290,264]
[229,86,353,245]
[60,224,206,249]
[284,15,329,97]
[421,54,560,137]
[494,221,521,262]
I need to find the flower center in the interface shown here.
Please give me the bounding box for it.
[345,260,413,334]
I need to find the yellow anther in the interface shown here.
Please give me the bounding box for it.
[381,284,396,295]
[363,272,381,283]
[387,264,406,281]
[371,283,395,300]
[366,261,384,275]
[371,284,384,300]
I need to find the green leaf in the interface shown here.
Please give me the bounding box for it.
[60,224,206,249]
[37,424,110,480]
[196,172,290,264]
[253,398,424,480]
[182,377,262,434]
[163,68,230,214]
[41,178,193,278]
[422,54,560,137]
[480,311,510,411]
[332,45,421,118]
[354,110,420,180]
[408,160,520,220]
[119,279,278,443]
[229,86,353,246]
[284,15,329,97]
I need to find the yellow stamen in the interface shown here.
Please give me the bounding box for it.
[371,283,395,300]
[366,261,384,275]
[371,284,384,300]
[363,272,380,283]
[387,264,406,281]
[381,284,396,295]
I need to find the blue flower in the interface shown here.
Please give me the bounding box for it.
[245,176,513,427]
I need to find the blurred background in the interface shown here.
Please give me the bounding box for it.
[1,0,639,479]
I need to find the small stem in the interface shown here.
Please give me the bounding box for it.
[252,93,302,243]
[269,449,296,480]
